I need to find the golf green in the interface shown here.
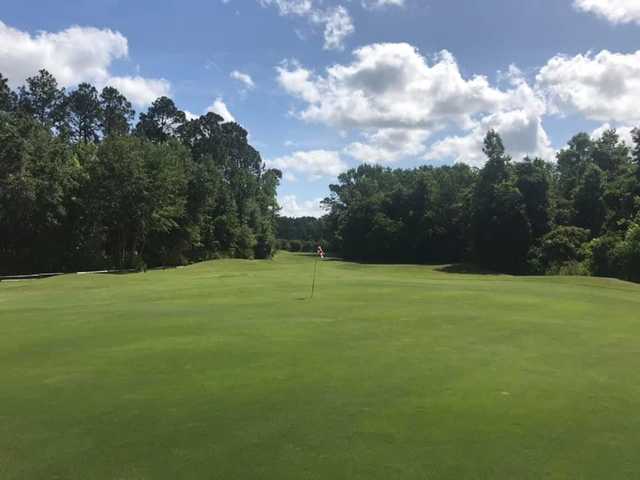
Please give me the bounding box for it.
[2,252,640,479]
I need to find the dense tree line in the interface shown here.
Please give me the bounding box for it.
[319,130,640,282]
[0,70,281,274]
[275,216,328,253]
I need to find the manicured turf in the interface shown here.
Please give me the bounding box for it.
[2,253,640,479]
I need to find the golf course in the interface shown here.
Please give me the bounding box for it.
[1,252,639,479]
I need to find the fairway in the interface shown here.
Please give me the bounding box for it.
[2,253,640,479]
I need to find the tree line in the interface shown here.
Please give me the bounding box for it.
[0,70,281,274]
[281,130,640,283]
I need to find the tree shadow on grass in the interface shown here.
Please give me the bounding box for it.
[435,263,498,275]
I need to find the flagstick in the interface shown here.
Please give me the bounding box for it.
[310,256,319,299]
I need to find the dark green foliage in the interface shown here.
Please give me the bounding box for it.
[319,128,640,282]
[0,73,17,112]
[323,163,474,264]
[573,163,606,235]
[471,131,532,273]
[0,112,79,273]
[17,70,67,130]
[528,226,590,274]
[67,83,102,143]
[0,70,279,274]
[100,86,134,137]
[586,215,640,282]
[135,96,186,143]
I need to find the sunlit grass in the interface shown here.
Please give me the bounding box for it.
[2,252,640,479]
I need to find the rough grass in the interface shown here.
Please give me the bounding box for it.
[2,252,640,479]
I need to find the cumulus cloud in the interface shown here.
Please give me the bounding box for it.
[536,50,640,124]
[279,194,325,217]
[345,128,430,163]
[0,20,127,87]
[259,0,354,50]
[206,98,236,122]
[277,44,518,130]
[266,149,348,180]
[230,70,255,89]
[591,123,635,146]
[278,43,551,165]
[105,76,171,107]
[574,0,640,24]
[0,20,169,107]
[425,108,554,166]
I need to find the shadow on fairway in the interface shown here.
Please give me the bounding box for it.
[435,263,498,275]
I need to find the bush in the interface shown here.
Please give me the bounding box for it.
[528,226,590,274]
[616,220,640,282]
[547,260,590,276]
[275,239,290,251]
[586,233,623,278]
[288,240,302,252]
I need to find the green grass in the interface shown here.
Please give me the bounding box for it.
[2,252,640,479]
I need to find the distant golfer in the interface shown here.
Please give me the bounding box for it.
[317,245,325,259]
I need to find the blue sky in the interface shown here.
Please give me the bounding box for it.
[2,0,640,216]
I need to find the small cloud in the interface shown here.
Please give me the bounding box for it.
[230,70,255,89]
[258,0,354,50]
[361,0,405,10]
[206,97,236,123]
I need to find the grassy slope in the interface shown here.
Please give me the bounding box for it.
[1,252,640,479]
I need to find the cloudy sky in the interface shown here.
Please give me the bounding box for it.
[3,0,640,216]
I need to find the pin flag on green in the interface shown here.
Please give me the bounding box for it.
[310,245,325,299]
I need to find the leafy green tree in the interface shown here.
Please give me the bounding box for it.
[82,136,189,268]
[0,112,78,273]
[616,218,640,282]
[632,128,640,180]
[136,96,186,142]
[556,133,593,198]
[18,70,67,129]
[100,86,134,137]
[0,73,17,111]
[67,83,102,143]
[515,157,552,239]
[573,163,606,236]
[529,226,590,274]
[592,129,630,175]
[472,131,531,272]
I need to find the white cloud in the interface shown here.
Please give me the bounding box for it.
[574,0,640,24]
[278,43,551,165]
[207,97,236,122]
[591,123,635,146]
[536,50,640,124]
[230,70,255,89]
[361,0,405,9]
[105,76,171,107]
[0,20,127,87]
[266,149,348,180]
[320,6,354,50]
[184,110,199,121]
[277,44,516,130]
[259,0,354,50]
[279,194,325,217]
[0,20,169,107]
[425,108,554,166]
[345,128,430,163]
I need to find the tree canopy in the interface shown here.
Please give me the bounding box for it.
[0,70,280,274]
[314,129,640,282]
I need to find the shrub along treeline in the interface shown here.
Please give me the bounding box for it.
[318,130,640,282]
[0,70,281,274]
